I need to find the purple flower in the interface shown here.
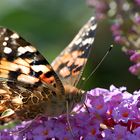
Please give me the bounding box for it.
[130,52,140,63]
[86,0,109,19]
[113,125,128,139]
[134,127,140,137]
[1,86,140,139]
[87,94,107,116]
[0,130,14,140]
[135,0,140,6]
[111,15,140,78]
[129,63,140,76]
[103,129,114,140]
[82,122,101,139]
[127,50,140,77]
[112,101,136,123]
[134,14,140,24]
[87,0,140,78]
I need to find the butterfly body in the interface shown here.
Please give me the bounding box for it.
[0,17,97,123]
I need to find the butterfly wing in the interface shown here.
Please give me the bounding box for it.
[0,27,64,94]
[0,27,66,121]
[51,17,97,86]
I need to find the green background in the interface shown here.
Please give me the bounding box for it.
[0,0,139,92]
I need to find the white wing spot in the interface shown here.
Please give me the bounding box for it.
[4,37,9,41]
[90,16,95,21]
[18,46,36,56]
[10,33,19,39]
[82,38,94,46]
[25,46,36,52]
[4,47,12,54]
[31,65,50,73]
[91,24,97,31]
[18,46,27,55]
[3,41,7,46]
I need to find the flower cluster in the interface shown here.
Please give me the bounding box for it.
[87,0,140,78]
[1,85,140,139]
[135,0,140,6]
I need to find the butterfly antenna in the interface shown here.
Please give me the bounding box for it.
[81,44,114,87]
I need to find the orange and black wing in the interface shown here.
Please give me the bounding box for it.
[0,27,64,94]
[0,27,65,121]
[51,17,97,86]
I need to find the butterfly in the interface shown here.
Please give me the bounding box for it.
[0,17,97,123]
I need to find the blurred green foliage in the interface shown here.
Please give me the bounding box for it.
[0,0,139,92]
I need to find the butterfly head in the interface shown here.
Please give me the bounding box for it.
[64,85,86,105]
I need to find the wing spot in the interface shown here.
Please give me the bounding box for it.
[40,72,55,84]
[29,70,42,78]
[59,67,70,78]
[45,71,53,78]
[18,46,27,55]
[25,46,37,53]
[31,65,49,73]
[91,24,97,31]
[4,37,9,41]
[2,42,7,46]
[8,69,21,79]
[86,32,89,36]
[17,46,36,56]
[82,38,94,46]
[53,83,56,87]
[3,47,12,54]
[10,33,19,39]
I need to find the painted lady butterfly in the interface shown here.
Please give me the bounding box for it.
[0,17,97,123]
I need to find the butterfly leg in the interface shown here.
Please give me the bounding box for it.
[83,102,90,114]
[66,100,75,138]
